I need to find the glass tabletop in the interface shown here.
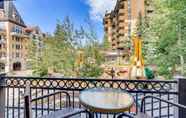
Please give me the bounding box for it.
[79,88,134,113]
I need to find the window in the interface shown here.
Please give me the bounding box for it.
[16,53,20,58]
[3,52,6,57]
[0,52,5,58]
[12,26,22,34]
[12,53,14,58]
[33,35,36,39]
[16,44,21,50]
[104,21,108,24]
[147,10,153,13]
[112,24,116,28]
[16,37,20,42]
[3,44,5,48]
[119,13,124,16]
[119,5,124,9]
[105,27,108,32]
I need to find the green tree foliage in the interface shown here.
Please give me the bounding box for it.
[142,0,186,78]
[78,20,104,77]
[27,36,48,76]
[79,62,103,78]
[28,17,104,77]
[102,34,110,50]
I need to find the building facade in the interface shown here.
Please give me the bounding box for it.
[0,1,30,73]
[103,0,154,50]
[103,0,153,63]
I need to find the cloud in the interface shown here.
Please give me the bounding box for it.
[85,0,117,22]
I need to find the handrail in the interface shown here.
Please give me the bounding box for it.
[3,76,178,83]
[141,95,186,112]
[31,91,71,107]
[4,76,179,118]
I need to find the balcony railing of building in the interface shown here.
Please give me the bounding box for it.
[11,28,29,38]
[0,75,186,118]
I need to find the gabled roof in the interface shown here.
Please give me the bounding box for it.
[0,1,26,27]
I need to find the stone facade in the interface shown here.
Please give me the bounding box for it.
[0,1,30,73]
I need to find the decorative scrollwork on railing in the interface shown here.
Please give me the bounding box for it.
[4,77,177,93]
[3,76,178,118]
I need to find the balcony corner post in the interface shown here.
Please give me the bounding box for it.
[175,75,186,118]
[0,73,6,118]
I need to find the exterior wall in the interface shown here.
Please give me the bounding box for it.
[5,21,10,72]
[103,0,146,51]
[4,22,29,72]
[130,0,145,33]
[0,1,32,73]
[0,21,29,73]
[0,22,7,72]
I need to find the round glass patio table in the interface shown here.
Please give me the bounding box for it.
[79,88,134,113]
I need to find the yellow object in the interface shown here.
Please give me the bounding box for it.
[130,35,145,79]
[76,51,84,66]
[75,50,84,76]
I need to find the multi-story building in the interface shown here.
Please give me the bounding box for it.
[0,1,30,73]
[103,0,146,50]
[103,0,153,63]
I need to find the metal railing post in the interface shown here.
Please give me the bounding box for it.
[24,84,32,118]
[0,73,6,118]
[175,75,186,118]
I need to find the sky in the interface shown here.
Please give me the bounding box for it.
[15,0,117,41]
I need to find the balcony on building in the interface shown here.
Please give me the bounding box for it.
[118,8,125,15]
[11,27,29,38]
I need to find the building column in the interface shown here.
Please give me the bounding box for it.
[5,22,11,73]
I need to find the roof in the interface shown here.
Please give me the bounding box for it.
[0,1,26,27]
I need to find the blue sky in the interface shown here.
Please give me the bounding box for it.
[14,0,116,41]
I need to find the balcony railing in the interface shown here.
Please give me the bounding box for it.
[10,32,29,38]
[0,75,184,118]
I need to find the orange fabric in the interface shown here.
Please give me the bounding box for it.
[130,104,137,113]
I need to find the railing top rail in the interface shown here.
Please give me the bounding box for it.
[3,76,178,83]
[2,76,178,95]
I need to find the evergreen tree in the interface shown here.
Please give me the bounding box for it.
[28,17,104,77]
[142,0,186,78]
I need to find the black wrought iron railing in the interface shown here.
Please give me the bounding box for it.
[0,76,181,118]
